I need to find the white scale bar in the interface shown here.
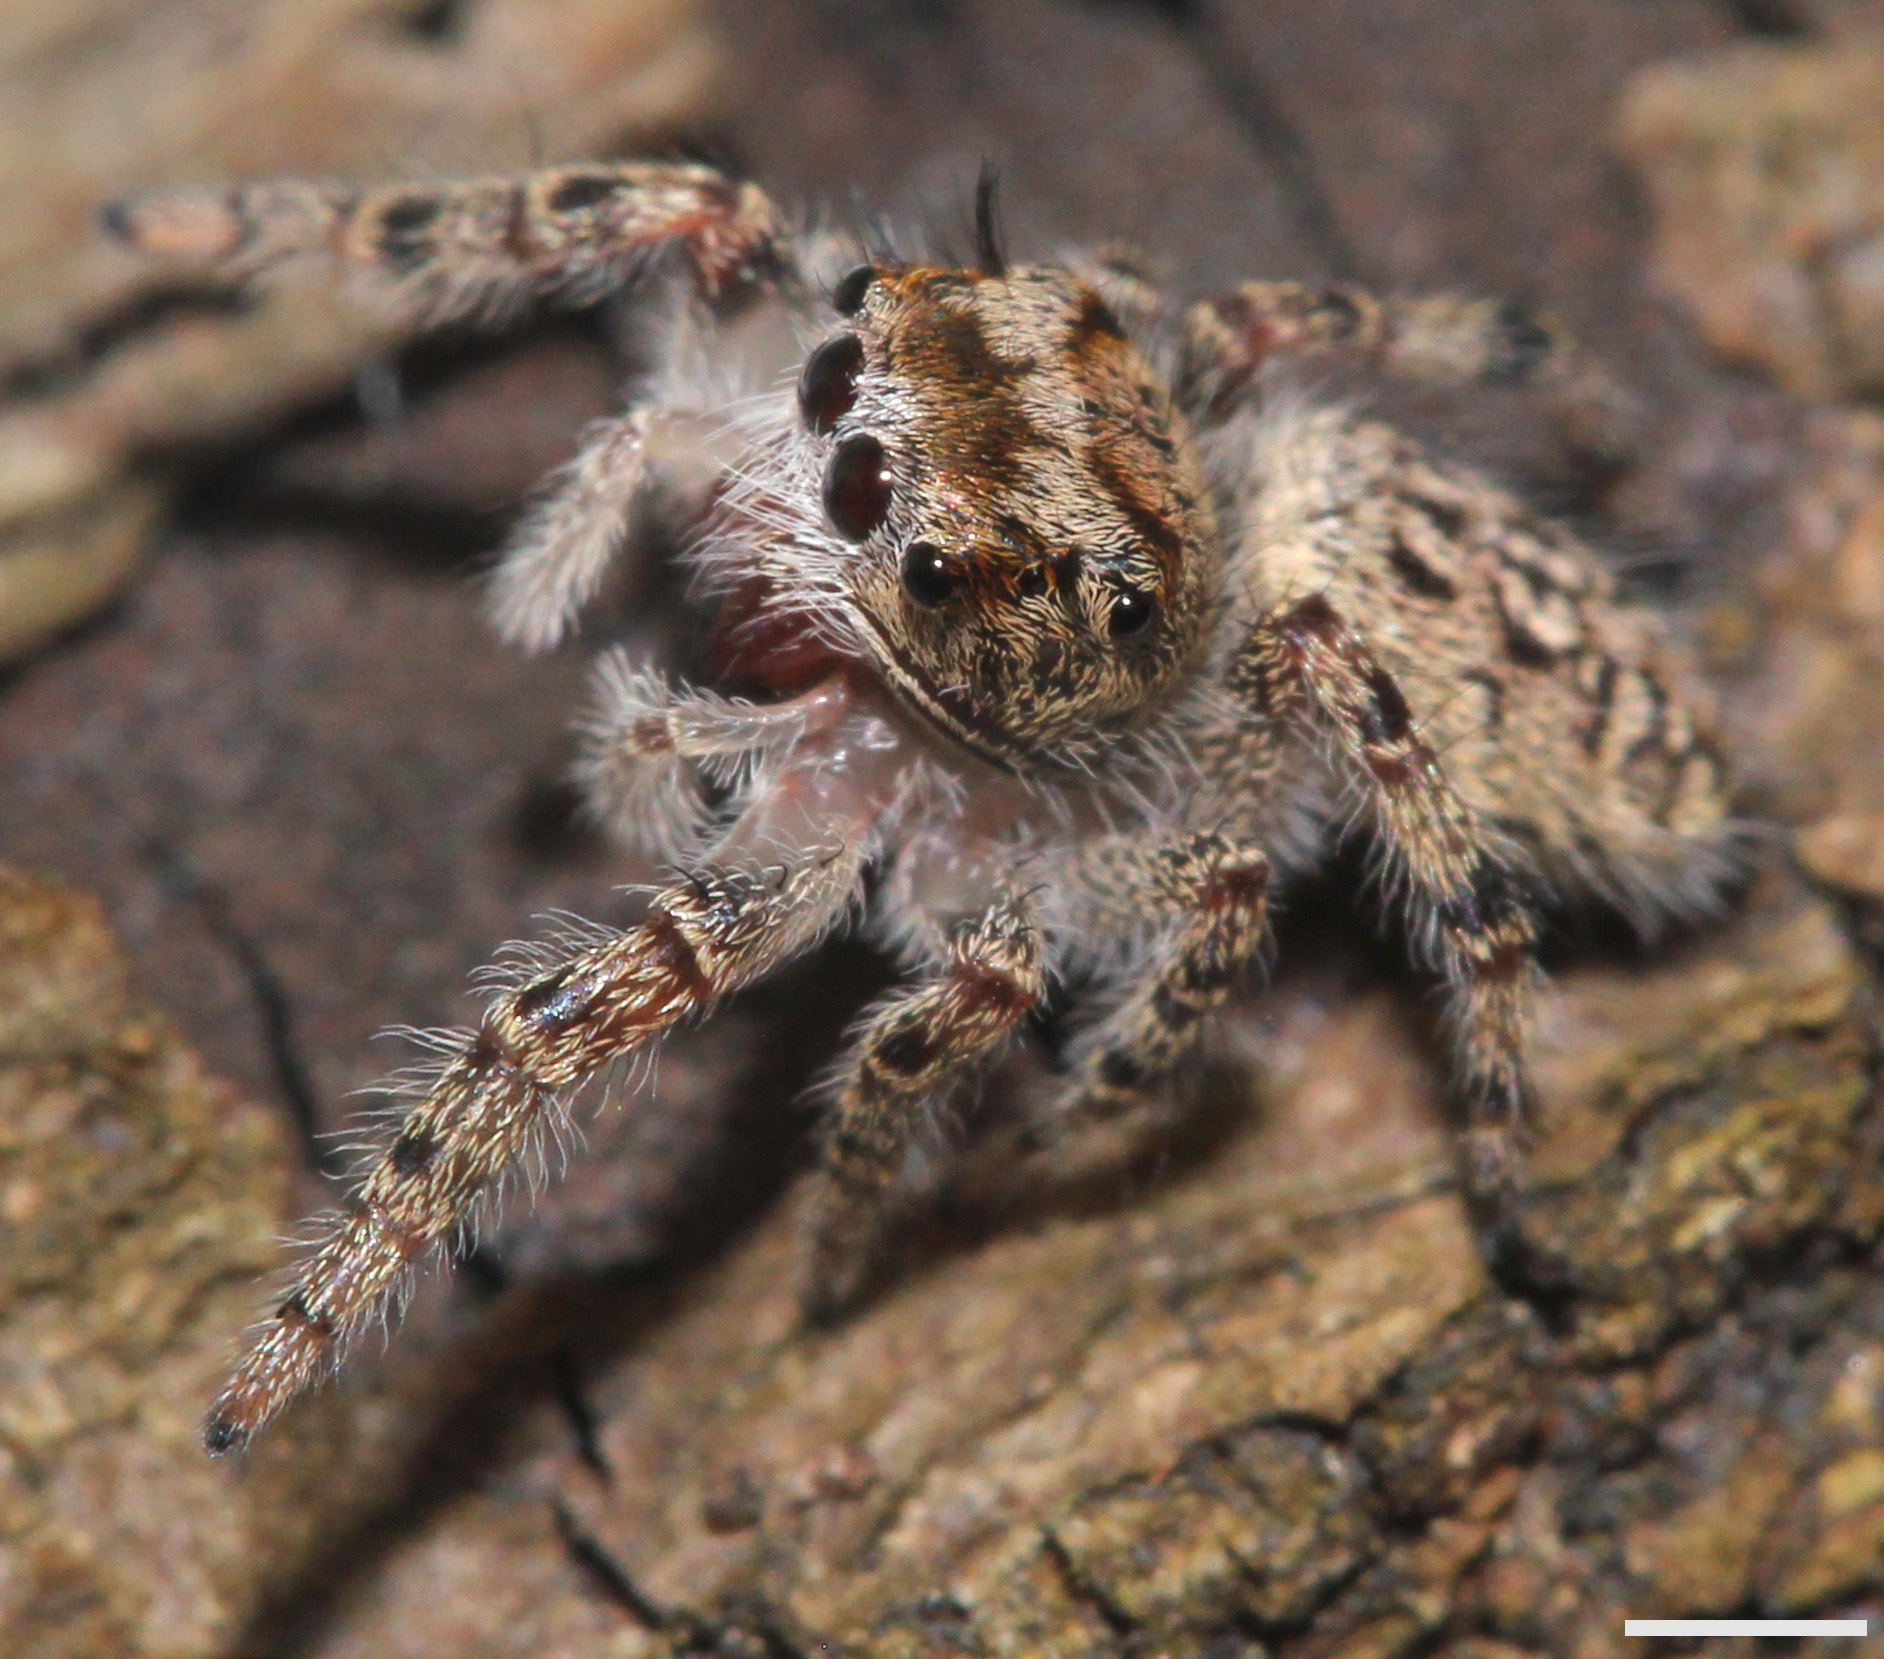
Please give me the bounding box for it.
[1627,1620,1870,1638]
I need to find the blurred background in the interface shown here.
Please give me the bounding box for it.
[4,3,1884,1656]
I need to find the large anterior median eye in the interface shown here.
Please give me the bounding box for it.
[824,434,893,541]
[798,334,863,434]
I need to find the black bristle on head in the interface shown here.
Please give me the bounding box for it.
[973,163,1007,278]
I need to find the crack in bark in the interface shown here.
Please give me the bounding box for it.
[1041,1524,1138,1643]
[142,834,333,1173]
[551,1501,669,1631]
[552,1348,612,1482]
[1121,0,1363,281]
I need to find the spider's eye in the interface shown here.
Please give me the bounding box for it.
[831,264,875,316]
[1107,585,1157,639]
[799,334,864,434]
[901,541,959,608]
[824,434,893,541]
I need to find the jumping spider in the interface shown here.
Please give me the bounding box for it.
[106,162,1741,1455]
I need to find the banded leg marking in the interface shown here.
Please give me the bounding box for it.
[204,839,864,1454]
[803,897,1044,1321]
[1043,834,1273,1137]
[106,162,791,323]
[1178,279,1634,461]
[1235,594,1541,1218]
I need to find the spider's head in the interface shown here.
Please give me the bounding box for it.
[776,261,1219,772]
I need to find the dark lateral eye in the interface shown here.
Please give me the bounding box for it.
[832,264,875,316]
[901,541,959,607]
[1108,585,1157,639]
[824,434,893,541]
[798,334,864,434]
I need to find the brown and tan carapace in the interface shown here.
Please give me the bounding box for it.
[105,162,1741,1455]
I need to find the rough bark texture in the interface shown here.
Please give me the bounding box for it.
[4,3,1884,1656]
[0,0,721,659]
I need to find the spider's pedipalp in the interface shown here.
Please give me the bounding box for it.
[487,408,662,654]
[573,659,852,858]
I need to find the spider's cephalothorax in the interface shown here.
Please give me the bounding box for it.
[768,261,1219,770]
[106,162,1741,1455]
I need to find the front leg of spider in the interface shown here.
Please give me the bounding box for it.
[104,165,794,661]
[1232,597,1562,1289]
[1178,279,1636,465]
[203,831,868,1454]
[802,896,1046,1322]
[103,161,791,324]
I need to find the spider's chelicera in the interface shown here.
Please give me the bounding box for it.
[106,162,1741,1455]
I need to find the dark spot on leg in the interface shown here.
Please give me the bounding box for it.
[1098,1047,1155,1092]
[1312,286,1363,340]
[1153,983,1207,1028]
[96,195,136,243]
[1072,289,1126,346]
[1279,592,1341,644]
[390,1126,438,1176]
[1437,893,1484,938]
[203,1414,248,1456]
[644,910,713,1002]
[549,172,623,214]
[828,1122,894,1170]
[1364,665,1414,743]
[376,195,440,272]
[958,962,1035,1020]
[1625,672,1669,762]
[1410,494,1468,539]
[1500,614,1563,671]
[1366,749,1415,789]
[1462,669,1506,732]
[467,1024,508,1069]
[277,1290,335,1338]
[1386,531,1459,600]
[1580,655,1618,756]
[873,1020,938,1079]
[1475,940,1530,985]
[1202,858,1271,912]
[514,968,573,1023]
[1486,300,1554,384]
[501,183,532,260]
[629,715,675,754]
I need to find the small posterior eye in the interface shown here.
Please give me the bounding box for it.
[1108,585,1157,639]
[901,542,959,608]
[798,334,864,434]
[824,434,893,541]
[831,265,875,316]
